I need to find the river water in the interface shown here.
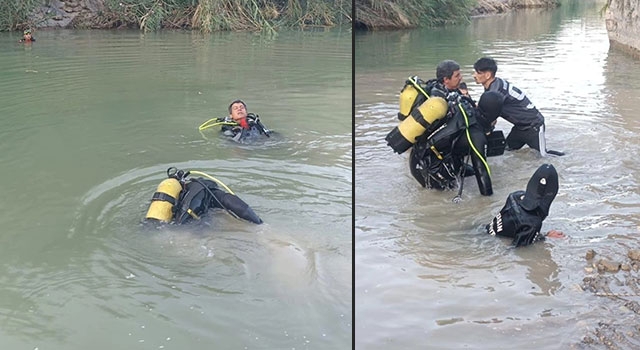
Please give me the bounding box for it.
[356,0,640,348]
[0,29,352,349]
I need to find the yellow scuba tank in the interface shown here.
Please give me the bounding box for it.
[145,177,183,222]
[385,96,449,154]
[398,84,420,120]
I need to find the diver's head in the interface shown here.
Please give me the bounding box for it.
[228,99,247,122]
[436,60,462,91]
[473,57,497,86]
[520,163,559,219]
[458,82,468,96]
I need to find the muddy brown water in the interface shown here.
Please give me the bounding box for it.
[356,1,640,348]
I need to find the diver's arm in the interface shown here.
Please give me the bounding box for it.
[248,113,271,136]
[512,224,544,247]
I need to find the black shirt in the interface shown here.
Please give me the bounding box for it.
[487,77,544,128]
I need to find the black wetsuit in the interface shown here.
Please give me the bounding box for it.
[486,164,558,247]
[409,81,493,196]
[486,77,546,154]
[173,178,263,225]
[221,113,271,143]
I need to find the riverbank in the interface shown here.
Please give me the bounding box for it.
[2,0,351,32]
[471,0,559,16]
[355,0,559,30]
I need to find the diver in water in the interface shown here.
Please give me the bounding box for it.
[144,167,263,226]
[19,29,35,43]
[485,163,564,247]
[198,99,271,143]
[385,59,497,197]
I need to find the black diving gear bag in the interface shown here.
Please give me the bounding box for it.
[485,130,506,157]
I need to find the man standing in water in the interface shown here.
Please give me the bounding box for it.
[472,57,564,156]
[386,59,493,196]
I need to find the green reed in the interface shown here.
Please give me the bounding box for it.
[0,0,350,32]
[0,0,44,31]
[356,0,476,30]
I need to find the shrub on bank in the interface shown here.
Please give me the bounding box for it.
[355,0,475,30]
[1,0,352,32]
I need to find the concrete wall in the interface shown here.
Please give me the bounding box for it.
[605,0,640,58]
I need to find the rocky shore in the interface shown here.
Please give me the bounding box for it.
[605,0,640,59]
[470,0,559,17]
[580,247,640,348]
[29,0,105,29]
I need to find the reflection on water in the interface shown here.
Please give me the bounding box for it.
[356,1,640,348]
[0,29,351,349]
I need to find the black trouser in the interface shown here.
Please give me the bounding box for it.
[506,124,547,156]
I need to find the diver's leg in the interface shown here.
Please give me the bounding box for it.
[506,126,526,151]
[409,147,427,187]
[536,124,547,157]
[211,189,263,224]
[471,141,492,196]
[524,124,547,157]
[464,128,492,196]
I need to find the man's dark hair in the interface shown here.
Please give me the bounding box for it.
[228,99,246,114]
[436,60,460,82]
[459,82,467,90]
[474,57,498,76]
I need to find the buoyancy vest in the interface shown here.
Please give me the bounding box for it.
[410,92,481,169]
[221,114,271,142]
[486,164,558,246]
[486,191,544,247]
[410,93,493,195]
[173,179,217,225]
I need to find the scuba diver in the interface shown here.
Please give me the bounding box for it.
[144,167,263,226]
[385,60,504,199]
[198,99,272,143]
[485,163,562,247]
[19,29,35,43]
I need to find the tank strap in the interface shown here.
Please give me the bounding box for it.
[151,192,177,205]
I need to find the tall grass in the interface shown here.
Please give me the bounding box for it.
[191,0,352,32]
[355,0,476,30]
[103,0,198,31]
[0,0,44,31]
[0,0,351,32]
